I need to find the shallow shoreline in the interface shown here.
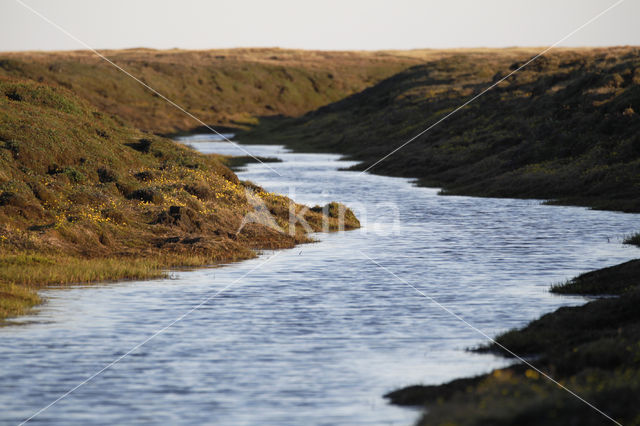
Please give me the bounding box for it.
[0,108,358,323]
[1,203,359,323]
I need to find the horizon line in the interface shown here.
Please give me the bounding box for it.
[2,44,639,55]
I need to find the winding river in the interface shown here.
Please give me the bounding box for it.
[1,134,639,425]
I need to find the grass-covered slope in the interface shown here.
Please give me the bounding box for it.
[243,47,640,212]
[386,256,640,426]
[0,77,359,320]
[0,48,431,134]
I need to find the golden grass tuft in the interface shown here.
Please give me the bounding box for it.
[0,283,41,321]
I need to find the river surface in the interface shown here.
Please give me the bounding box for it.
[1,134,639,425]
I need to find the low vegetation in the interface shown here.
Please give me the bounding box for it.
[228,46,640,424]
[624,232,640,246]
[386,256,640,425]
[0,48,435,134]
[2,46,639,423]
[0,77,358,321]
[243,47,640,212]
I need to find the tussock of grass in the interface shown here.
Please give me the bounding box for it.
[0,283,41,321]
[550,259,640,295]
[623,232,640,247]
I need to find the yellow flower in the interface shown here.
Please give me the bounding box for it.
[525,369,539,380]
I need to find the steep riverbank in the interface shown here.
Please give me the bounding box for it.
[0,78,358,321]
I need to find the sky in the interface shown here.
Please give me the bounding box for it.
[0,0,638,52]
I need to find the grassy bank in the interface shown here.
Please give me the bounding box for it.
[4,47,638,212]
[3,46,640,424]
[0,77,359,321]
[386,249,640,425]
[232,47,640,423]
[242,47,640,213]
[0,48,436,134]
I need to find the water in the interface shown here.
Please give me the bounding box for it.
[1,135,639,425]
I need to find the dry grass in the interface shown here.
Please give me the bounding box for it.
[0,47,440,134]
[0,253,168,286]
[0,282,41,321]
[0,47,566,134]
[0,251,236,321]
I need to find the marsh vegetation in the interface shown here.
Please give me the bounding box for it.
[1,46,639,424]
[0,78,358,320]
[243,47,640,213]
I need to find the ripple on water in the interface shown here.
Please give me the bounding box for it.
[1,138,639,425]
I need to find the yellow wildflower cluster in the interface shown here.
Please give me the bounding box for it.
[524,369,540,380]
[213,177,245,200]
[132,165,247,200]
[54,213,67,229]
[77,206,113,224]
[51,198,128,228]
[258,190,289,208]
[163,196,187,208]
